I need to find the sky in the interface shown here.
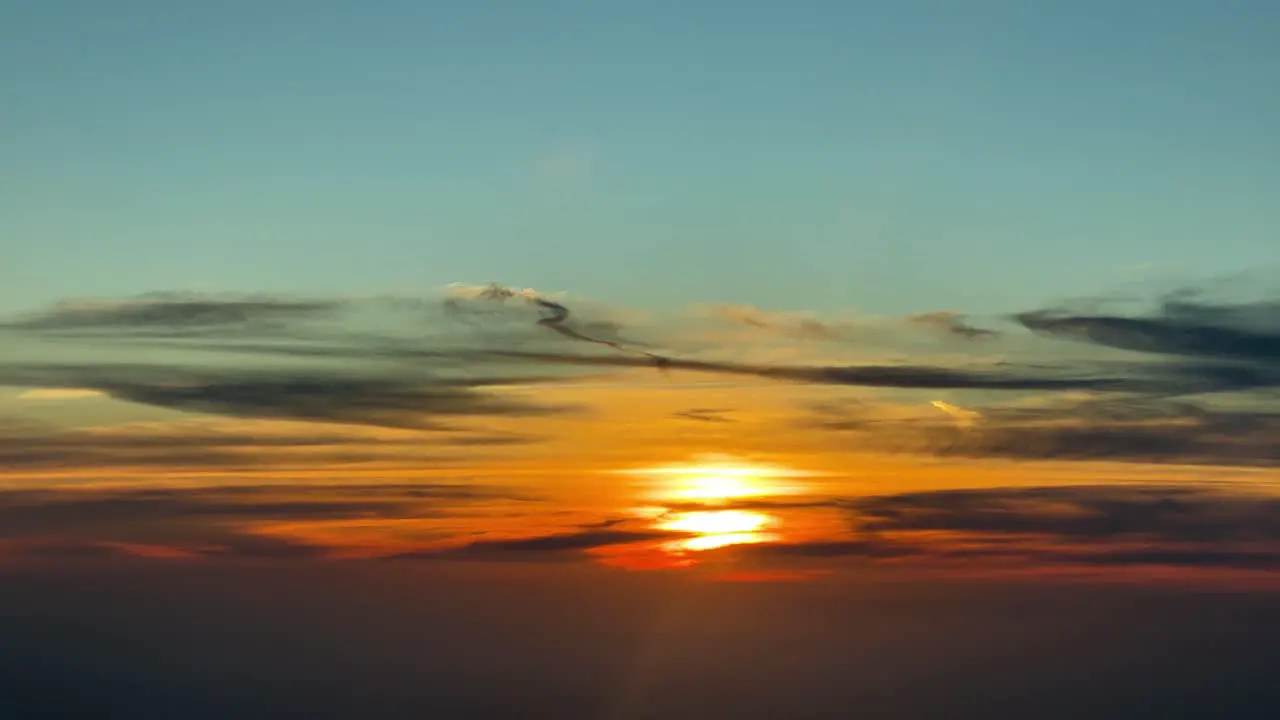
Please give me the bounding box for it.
[3,2,1280,718]
[4,0,1279,314]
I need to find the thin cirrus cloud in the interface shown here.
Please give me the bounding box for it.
[0,419,533,471]
[908,311,1000,340]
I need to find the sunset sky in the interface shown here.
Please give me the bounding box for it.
[3,2,1279,717]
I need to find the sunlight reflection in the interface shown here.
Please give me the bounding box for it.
[611,455,808,568]
[674,532,777,552]
[656,506,779,556]
[658,509,779,553]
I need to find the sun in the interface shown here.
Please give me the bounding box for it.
[624,455,808,504]
[658,510,770,535]
[657,511,778,552]
[615,456,809,558]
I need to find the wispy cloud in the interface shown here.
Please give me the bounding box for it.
[804,396,1279,466]
[0,363,575,431]
[1,279,1276,466]
[673,408,737,424]
[0,418,533,471]
[400,527,690,562]
[909,311,999,340]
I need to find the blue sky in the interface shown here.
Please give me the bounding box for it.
[3,0,1277,317]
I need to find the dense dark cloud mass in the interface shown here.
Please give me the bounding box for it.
[0,483,533,560]
[1009,292,1280,397]
[708,485,1280,574]
[6,294,345,333]
[849,485,1280,543]
[1016,297,1280,364]
[807,399,1280,466]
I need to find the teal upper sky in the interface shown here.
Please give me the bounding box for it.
[3,0,1277,317]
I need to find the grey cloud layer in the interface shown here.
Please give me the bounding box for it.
[1016,297,1280,363]
[2,284,1277,463]
[850,485,1280,543]
[378,484,1280,577]
[806,399,1280,466]
[1,360,574,432]
[6,294,345,333]
[0,420,533,471]
[0,483,534,559]
[708,485,1280,574]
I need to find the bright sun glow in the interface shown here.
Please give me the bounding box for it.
[658,510,770,535]
[624,455,811,504]
[617,456,808,558]
[657,509,778,553]
[669,474,758,501]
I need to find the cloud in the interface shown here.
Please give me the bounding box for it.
[3,279,1278,452]
[0,483,532,560]
[806,397,1280,466]
[449,528,680,555]
[1045,547,1280,570]
[116,342,1135,392]
[101,376,568,429]
[929,400,980,428]
[702,485,1280,578]
[1015,295,1279,364]
[0,430,486,471]
[697,304,846,341]
[0,363,574,431]
[6,293,343,333]
[742,538,913,559]
[700,304,1000,344]
[849,485,1280,543]
[0,483,519,529]
[1,536,325,561]
[673,408,736,423]
[0,419,533,471]
[451,348,1138,391]
[909,311,999,340]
